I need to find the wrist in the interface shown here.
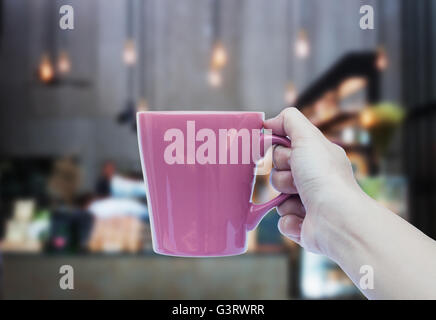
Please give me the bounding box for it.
[312,182,371,262]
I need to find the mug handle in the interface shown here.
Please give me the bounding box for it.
[246,133,292,231]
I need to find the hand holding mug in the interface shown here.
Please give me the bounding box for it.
[265,107,362,255]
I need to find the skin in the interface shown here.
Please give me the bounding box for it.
[264,107,436,300]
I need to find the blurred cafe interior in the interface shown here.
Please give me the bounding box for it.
[0,0,435,299]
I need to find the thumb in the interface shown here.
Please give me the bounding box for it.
[264,107,323,143]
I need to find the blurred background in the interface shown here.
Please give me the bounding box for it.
[0,0,435,299]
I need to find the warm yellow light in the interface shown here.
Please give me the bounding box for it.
[376,47,388,71]
[338,77,367,99]
[208,68,222,87]
[211,42,227,69]
[284,82,297,105]
[39,54,54,83]
[137,98,148,111]
[123,39,137,66]
[360,108,376,128]
[295,30,310,59]
[57,51,71,74]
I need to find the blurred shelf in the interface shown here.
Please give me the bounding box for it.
[312,111,359,131]
[343,144,371,153]
[295,51,379,109]
[329,142,372,154]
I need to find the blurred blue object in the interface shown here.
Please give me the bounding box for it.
[88,198,148,219]
[110,175,147,198]
[257,209,283,245]
[300,250,358,299]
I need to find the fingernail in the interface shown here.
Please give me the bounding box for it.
[278,216,291,235]
[274,144,283,152]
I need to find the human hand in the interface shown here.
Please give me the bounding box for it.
[266,108,436,299]
[264,107,364,256]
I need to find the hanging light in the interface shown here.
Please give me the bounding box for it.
[295,29,310,59]
[137,98,149,112]
[38,54,54,83]
[208,68,222,87]
[57,50,71,74]
[284,82,298,105]
[376,46,388,71]
[123,39,137,66]
[211,41,227,69]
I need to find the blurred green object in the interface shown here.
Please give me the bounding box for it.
[358,175,408,218]
[366,102,405,156]
[34,209,50,221]
[371,102,405,124]
[358,176,383,199]
[33,209,51,242]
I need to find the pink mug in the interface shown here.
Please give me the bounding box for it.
[137,111,291,257]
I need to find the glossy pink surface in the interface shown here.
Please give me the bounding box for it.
[137,111,291,257]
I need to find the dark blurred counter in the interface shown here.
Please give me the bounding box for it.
[1,253,289,299]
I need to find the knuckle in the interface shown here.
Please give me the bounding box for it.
[272,145,281,164]
[270,169,278,185]
[271,171,286,189]
[283,107,298,120]
[331,142,352,168]
[332,142,346,157]
[273,150,284,166]
[276,204,286,216]
[278,201,292,215]
[273,145,290,168]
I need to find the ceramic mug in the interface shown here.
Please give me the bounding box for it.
[137,111,291,257]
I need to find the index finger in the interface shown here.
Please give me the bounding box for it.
[264,110,288,136]
[264,107,323,142]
